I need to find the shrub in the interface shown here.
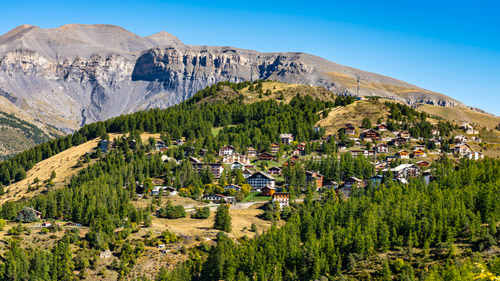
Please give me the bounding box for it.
[191,207,210,219]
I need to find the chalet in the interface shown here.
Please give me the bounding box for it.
[192,163,224,179]
[155,140,165,150]
[460,123,473,131]
[412,149,426,158]
[151,186,178,196]
[230,162,245,170]
[337,143,347,150]
[160,147,168,153]
[376,124,388,131]
[455,135,468,144]
[350,150,367,158]
[268,166,282,175]
[431,129,440,136]
[323,180,339,189]
[392,137,408,146]
[297,142,307,151]
[242,168,253,179]
[413,145,426,151]
[464,151,484,160]
[344,124,356,135]
[247,146,257,157]
[261,186,276,196]
[452,143,471,155]
[416,161,431,168]
[100,140,109,154]
[399,131,411,139]
[343,177,366,188]
[280,134,294,144]
[292,149,305,156]
[430,137,442,147]
[247,171,276,192]
[360,129,381,141]
[374,143,389,154]
[258,152,275,161]
[396,150,410,159]
[174,139,184,146]
[219,145,236,156]
[270,142,280,154]
[384,164,420,179]
[272,192,290,208]
[188,157,201,164]
[306,171,324,189]
[64,222,82,227]
[224,184,242,192]
[222,153,250,165]
[204,194,235,204]
[100,250,112,259]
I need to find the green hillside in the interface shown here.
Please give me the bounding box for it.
[0,80,498,280]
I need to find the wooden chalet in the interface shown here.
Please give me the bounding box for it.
[416,161,431,168]
[376,123,388,131]
[272,192,290,208]
[258,152,275,161]
[219,145,236,156]
[261,186,276,196]
[268,166,282,175]
[270,142,280,154]
[412,149,426,158]
[343,177,366,188]
[306,171,324,189]
[374,143,389,153]
[247,146,257,157]
[360,129,381,141]
[392,137,408,146]
[280,134,294,145]
[344,124,356,135]
[396,150,410,159]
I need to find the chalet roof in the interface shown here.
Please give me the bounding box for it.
[249,171,276,180]
[280,133,293,139]
[306,171,323,177]
[220,145,235,150]
[345,177,363,182]
[269,166,282,171]
[272,192,290,197]
[385,164,418,172]
[271,142,280,146]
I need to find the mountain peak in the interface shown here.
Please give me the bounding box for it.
[0,24,183,59]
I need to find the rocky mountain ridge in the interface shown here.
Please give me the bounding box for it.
[0,24,469,132]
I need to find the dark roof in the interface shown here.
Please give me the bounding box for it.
[248,171,275,180]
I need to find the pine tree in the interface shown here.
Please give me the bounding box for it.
[214,203,231,232]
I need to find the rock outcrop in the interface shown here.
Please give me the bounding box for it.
[0,24,465,132]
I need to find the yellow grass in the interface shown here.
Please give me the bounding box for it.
[417,104,500,130]
[241,81,334,103]
[316,100,391,135]
[0,133,163,204]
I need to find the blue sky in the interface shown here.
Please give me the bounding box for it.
[1,0,499,115]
